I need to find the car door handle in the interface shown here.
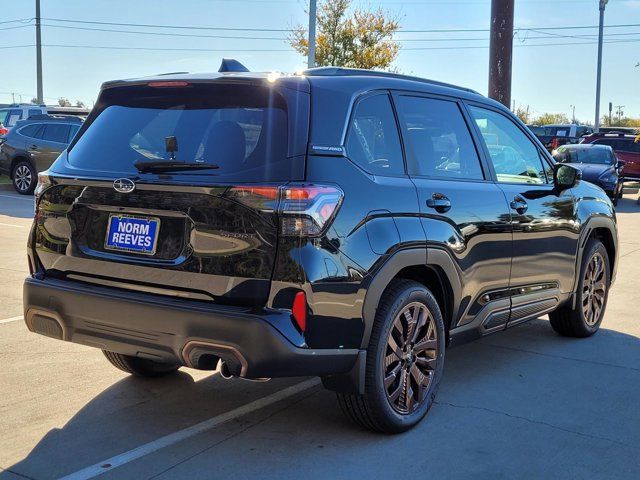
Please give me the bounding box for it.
[510,196,528,214]
[29,144,38,150]
[426,193,451,213]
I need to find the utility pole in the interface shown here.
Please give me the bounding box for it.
[488,0,514,108]
[594,0,608,133]
[35,0,43,104]
[615,105,625,122]
[609,102,613,126]
[308,0,317,68]
[570,105,576,124]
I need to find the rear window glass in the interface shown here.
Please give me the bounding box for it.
[68,83,291,180]
[554,147,613,165]
[0,109,9,125]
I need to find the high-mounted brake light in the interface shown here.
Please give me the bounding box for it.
[291,291,307,332]
[147,81,190,88]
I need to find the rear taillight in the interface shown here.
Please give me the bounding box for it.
[0,127,8,135]
[228,184,344,237]
[552,138,559,150]
[278,185,343,237]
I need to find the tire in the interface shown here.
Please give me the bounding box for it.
[549,238,610,337]
[12,160,37,195]
[102,350,180,377]
[337,280,445,433]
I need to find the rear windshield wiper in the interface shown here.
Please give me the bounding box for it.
[134,160,219,173]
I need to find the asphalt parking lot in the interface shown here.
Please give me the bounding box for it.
[1,182,640,480]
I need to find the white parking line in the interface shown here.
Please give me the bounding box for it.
[59,378,320,480]
[0,316,23,325]
[0,222,27,228]
[0,194,34,202]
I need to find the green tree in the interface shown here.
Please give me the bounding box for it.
[533,113,570,125]
[30,97,39,104]
[75,100,86,108]
[515,106,531,124]
[58,97,72,107]
[291,0,400,70]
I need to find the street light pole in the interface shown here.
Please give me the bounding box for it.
[308,0,317,68]
[594,0,608,133]
[35,0,43,104]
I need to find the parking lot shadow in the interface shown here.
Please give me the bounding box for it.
[4,319,640,480]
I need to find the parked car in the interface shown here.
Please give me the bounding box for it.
[581,132,640,181]
[23,64,618,433]
[553,144,624,205]
[0,114,82,194]
[528,123,593,152]
[0,103,89,135]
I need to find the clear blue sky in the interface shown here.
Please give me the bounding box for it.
[1,0,639,123]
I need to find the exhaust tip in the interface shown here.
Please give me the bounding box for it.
[218,360,234,380]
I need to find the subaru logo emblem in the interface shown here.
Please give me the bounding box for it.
[113,178,135,194]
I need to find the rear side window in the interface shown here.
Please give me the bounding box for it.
[346,94,404,176]
[68,83,294,181]
[42,124,71,143]
[396,96,484,180]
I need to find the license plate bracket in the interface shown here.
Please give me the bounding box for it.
[104,214,160,255]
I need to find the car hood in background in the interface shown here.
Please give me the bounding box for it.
[565,163,614,181]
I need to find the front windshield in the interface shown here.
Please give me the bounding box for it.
[554,148,613,165]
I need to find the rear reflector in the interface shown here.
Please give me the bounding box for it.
[147,81,190,88]
[292,291,307,332]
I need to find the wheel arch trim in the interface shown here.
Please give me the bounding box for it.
[360,247,462,349]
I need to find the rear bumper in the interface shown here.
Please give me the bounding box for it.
[23,277,359,379]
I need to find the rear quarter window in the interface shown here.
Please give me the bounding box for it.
[345,93,404,176]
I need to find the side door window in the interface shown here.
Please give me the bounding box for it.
[345,93,405,176]
[396,95,485,180]
[41,124,71,144]
[468,106,551,184]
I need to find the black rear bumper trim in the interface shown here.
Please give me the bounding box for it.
[23,276,360,379]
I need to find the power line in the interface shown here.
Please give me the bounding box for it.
[39,17,640,34]
[42,17,293,32]
[2,36,638,53]
[33,23,640,43]
[0,17,34,25]
[40,23,289,41]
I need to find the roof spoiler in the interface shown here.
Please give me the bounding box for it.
[218,58,249,73]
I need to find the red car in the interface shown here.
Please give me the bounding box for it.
[581,132,640,181]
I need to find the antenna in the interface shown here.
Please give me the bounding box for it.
[218,59,249,73]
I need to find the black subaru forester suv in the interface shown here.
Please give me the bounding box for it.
[24,65,618,433]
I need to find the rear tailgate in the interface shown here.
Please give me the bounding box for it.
[32,78,309,306]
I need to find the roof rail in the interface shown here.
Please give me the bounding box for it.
[27,114,83,122]
[301,67,480,94]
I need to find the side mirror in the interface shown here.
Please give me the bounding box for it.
[617,160,626,169]
[554,164,581,190]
